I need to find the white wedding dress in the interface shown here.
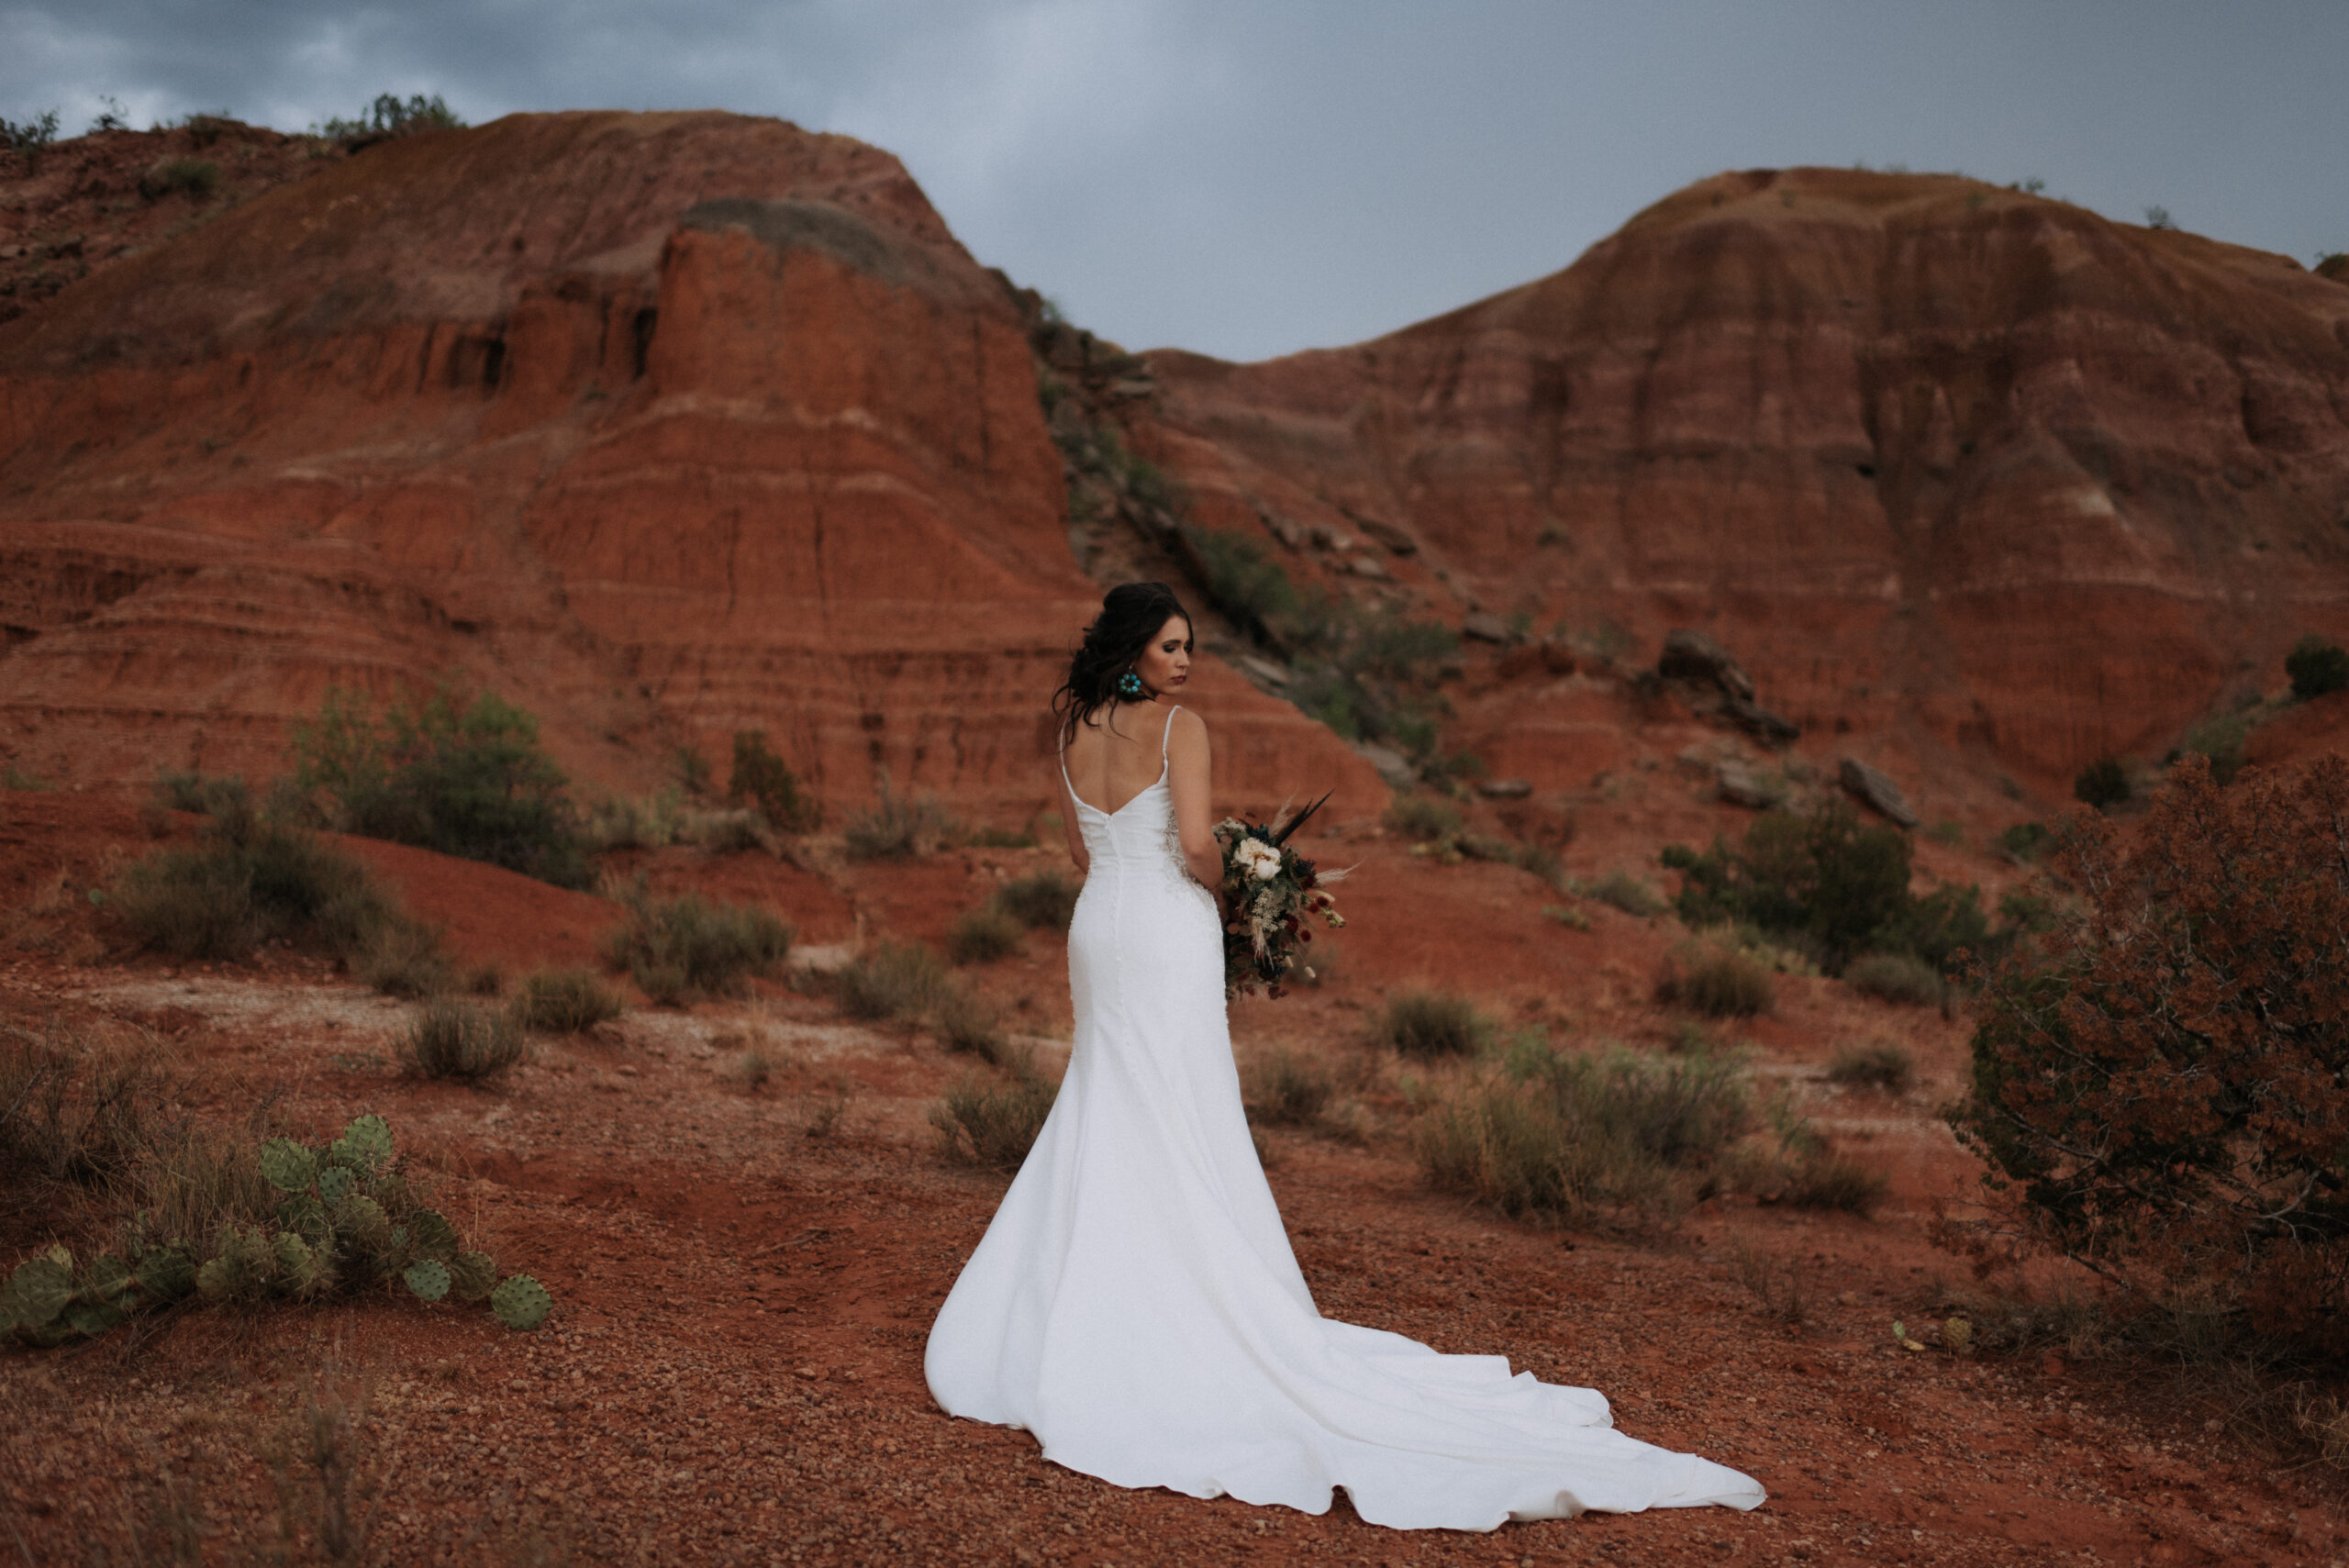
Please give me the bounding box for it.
[924,708,1765,1529]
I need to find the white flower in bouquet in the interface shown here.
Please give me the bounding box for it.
[1233,839,1283,883]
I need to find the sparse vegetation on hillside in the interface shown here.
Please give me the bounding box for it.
[2288,634,2349,702]
[515,967,624,1032]
[315,93,464,143]
[728,729,819,833]
[1373,989,1492,1059]
[1948,754,2349,1362]
[1416,1040,1751,1230]
[1654,941,1774,1018]
[601,884,791,1005]
[991,872,1079,930]
[397,998,525,1084]
[2073,756,2131,812]
[289,682,594,889]
[843,786,955,862]
[1827,1041,1914,1093]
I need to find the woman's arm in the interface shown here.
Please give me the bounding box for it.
[1056,759,1090,875]
[1164,707,1221,893]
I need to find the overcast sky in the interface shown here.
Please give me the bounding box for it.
[6,1,2343,361]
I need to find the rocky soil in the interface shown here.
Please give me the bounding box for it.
[5,762,2347,1567]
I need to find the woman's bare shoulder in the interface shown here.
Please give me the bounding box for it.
[1167,705,1210,747]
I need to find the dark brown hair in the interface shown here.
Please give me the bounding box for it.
[1051,582,1193,742]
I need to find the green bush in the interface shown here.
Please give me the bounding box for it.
[842,788,954,862]
[2288,634,2349,701]
[142,157,219,198]
[1416,1044,1750,1229]
[317,92,463,141]
[600,886,791,1005]
[1826,1040,1914,1093]
[1241,1047,1336,1128]
[1655,944,1774,1018]
[111,808,446,991]
[728,729,819,832]
[398,1000,524,1084]
[1581,869,1664,918]
[932,987,1008,1062]
[2074,756,2131,812]
[150,769,250,817]
[833,941,952,1022]
[930,1071,1057,1168]
[992,873,1078,930]
[1844,952,1946,1007]
[1734,1103,1888,1216]
[1998,821,2052,862]
[289,684,592,889]
[1373,989,1491,1058]
[947,906,1022,965]
[1384,795,1463,843]
[515,968,623,1032]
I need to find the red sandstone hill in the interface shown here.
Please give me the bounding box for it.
[1130,166,2349,805]
[0,111,1383,817]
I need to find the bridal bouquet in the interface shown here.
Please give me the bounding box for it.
[1214,793,1347,999]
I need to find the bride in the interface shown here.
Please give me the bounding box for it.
[924,582,1765,1530]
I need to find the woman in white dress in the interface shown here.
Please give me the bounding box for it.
[924,582,1765,1530]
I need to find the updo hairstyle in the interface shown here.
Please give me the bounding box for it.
[1051,581,1193,742]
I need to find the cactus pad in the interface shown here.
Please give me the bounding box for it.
[329,1114,393,1173]
[132,1247,195,1302]
[404,1259,451,1302]
[490,1273,551,1330]
[4,1256,72,1329]
[333,1195,393,1256]
[78,1252,135,1304]
[317,1166,355,1207]
[447,1251,497,1302]
[259,1137,318,1193]
[409,1207,460,1260]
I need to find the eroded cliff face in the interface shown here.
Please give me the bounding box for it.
[1132,167,2349,800]
[0,111,1382,816]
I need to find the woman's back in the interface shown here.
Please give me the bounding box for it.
[1061,700,1174,817]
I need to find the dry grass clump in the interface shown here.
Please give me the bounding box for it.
[1731,1238,1810,1325]
[1384,795,1464,843]
[947,905,1023,965]
[1578,869,1664,917]
[1416,1042,1750,1229]
[515,968,624,1033]
[1373,989,1492,1059]
[1826,1040,1914,1093]
[930,1065,1057,1169]
[0,1022,166,1188]
[1654,942,1774,1018]
[991,872,1079,930]
[601,884,791,1006]
[834,941,953,1021]
[1843,951,1946,1007]
[397,999,525,1084]
[111,806,451,995]
[843,788,956,862]
[1241,1046,1336,1128]
[1735,1104,1888,1216]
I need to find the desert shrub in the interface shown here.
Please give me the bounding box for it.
[2,109,59,166]
[930,1071,1057,1168]
[948,905,1023,965]
[2178,711,2254,785]
[110,809,446,989]
[992,872,1078,930]
[515,968,623,1032]
[1373,989,1491,1058]
[1736,1102,1888,1216]
[1384,795,1463,843]
[1416,1043,1750,1229]
[1998,821,2052,862]
[397,999,524,1084]
[843,787,954,862]
[1655,943,1773,1018]
[150,769,250,817]
[2074,756,2131,811]
[1664,802,1910,971]
[1844,952,1946,1007]
[728,729,819,832]
[1580,869,1664,918]
[833,941,952,1021]
[1946,755,2349,1361]
[317,92,464,141]
[1185,527,1301,644]
[577,789,686,851]
[0,1023,163,1188]
[1241,1046,1335,1128]
[600,886,791,1005]
[1826,1040,1914,1093]
[2288,635,2349,702]
[680,806,773,855]
[140,157,219,199]
[932,987,1008,1062]
[289,683,592,889]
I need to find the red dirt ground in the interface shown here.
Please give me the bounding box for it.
[3,782,2345,1566]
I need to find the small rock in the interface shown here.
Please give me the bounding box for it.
[1658,628,1756,701]
[1353,742,1416,788]
[794,1365,819,1380]
[1716,762,1781,809]
[1260,511,1304,550]
[1107,377,1155,399]
[1839,757,1920,828]
[1348,555,1390,580]
[1233,654,1288,689]
[1349,514,1420,555]
[1308,524,1355,551]
[1726,696,1801,747]
[1476,778,1533,799]
[1461,611,1516,644]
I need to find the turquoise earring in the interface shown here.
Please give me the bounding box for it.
[1118,670,1147,699]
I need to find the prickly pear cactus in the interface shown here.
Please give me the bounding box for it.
[259,1137,317,1193]
[409,1207,459,1260]
[317,1165,356,1207]
[404,1259,451,1302]
[328,1114,393,1173]
[333,1195,393,1258]
[3,1251,73,1336]
[272,1231,327,1296]
[490,1274,552,1330]
[131,1245,195,1303]
[447,1251,497,1302]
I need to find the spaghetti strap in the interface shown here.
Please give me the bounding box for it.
[1162,705,1181,762]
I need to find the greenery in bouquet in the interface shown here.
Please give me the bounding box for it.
[1214,794,1347,998]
